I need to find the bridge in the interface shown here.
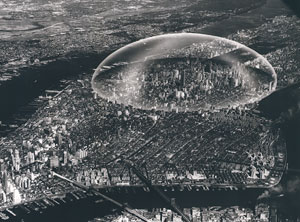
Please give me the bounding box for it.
[50,171,151,222]
[123,159,192,222]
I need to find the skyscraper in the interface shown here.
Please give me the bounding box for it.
[27,152,35,164]
[2,171,8,194]
[14,150,20,172]
[63,151,68,165]
[13,188,21,205]
[50,155,59,168]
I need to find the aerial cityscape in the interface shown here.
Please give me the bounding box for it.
[0,0,299,221]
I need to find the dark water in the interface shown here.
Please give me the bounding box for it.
[282,0,300,17]
[257,83,300,219]
[0,52,107,136]
[8,187,263,222]
[200,0,291,38]
[0,0,292,134]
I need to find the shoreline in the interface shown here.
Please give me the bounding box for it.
[1,186,264,222]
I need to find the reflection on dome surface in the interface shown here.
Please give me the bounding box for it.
[92,33,277,111]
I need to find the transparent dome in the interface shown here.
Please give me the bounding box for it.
[92,33,277,111]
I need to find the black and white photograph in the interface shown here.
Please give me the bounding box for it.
[0,0,299,221]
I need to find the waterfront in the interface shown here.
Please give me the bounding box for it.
[1,187,264,222]
[0,0,294,128]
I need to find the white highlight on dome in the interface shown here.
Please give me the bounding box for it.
[92,33,277,111]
